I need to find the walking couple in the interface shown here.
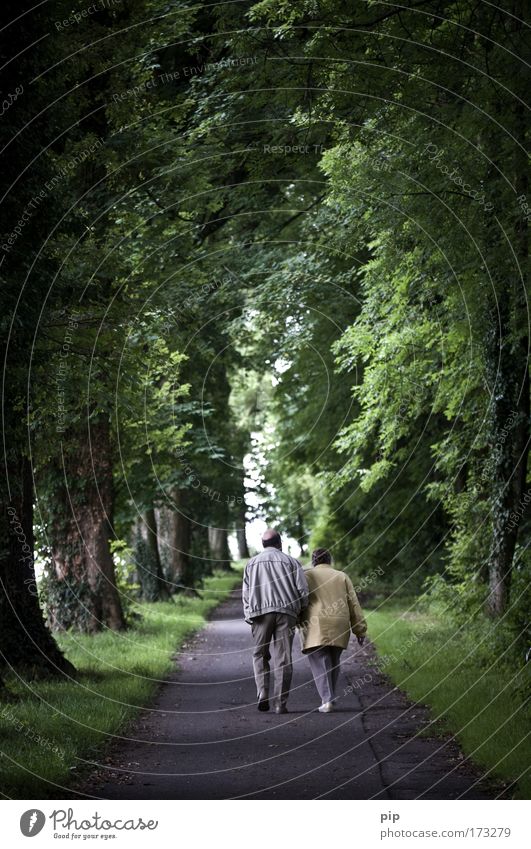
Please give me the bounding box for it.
[242,528,367,714]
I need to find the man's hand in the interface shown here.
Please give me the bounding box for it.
[357,635,365,646]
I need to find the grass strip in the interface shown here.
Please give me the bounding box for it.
[0,570,240,798]
[366,605,530,799]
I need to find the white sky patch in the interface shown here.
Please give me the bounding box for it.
[233,437,300,558]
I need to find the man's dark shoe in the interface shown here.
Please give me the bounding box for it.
[257,694,270,712]
[274,705,288,714]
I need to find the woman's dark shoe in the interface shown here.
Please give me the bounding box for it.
[274,705,288,714]
[257,694,270,711]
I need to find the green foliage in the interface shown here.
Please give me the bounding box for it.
[110,540,141,614]
[1,0,528,788]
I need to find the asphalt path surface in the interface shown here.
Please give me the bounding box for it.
[79,591,496,799]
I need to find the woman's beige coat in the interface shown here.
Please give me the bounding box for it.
[298,564,367,653]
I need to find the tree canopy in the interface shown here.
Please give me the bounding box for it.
[0,0,528,687]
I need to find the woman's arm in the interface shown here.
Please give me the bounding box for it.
[345,576,368,641]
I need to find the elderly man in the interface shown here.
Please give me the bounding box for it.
[243,528,309,714]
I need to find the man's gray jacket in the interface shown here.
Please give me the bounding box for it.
[242,547,309,623]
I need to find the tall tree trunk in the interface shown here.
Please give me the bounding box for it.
[154,506,172,577]
[296,512,307,557]
[208,526,232,570]
[485,307,527,616]
[48,415,125,632]
[194,523,210,558]
[486,297,530,614]
[141,506,170,600]
[169,489,195,589]
[0,456,74,678]
[235,471,250,559]
[236,519,250,560]
[191,523,212,574]
[483,9,530,616]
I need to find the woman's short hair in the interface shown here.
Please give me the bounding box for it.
[312,548,332,566]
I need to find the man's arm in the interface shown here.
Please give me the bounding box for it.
[293,559,309,609]
[242,562,251,623]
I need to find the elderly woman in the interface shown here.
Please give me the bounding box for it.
[299,548,367,713]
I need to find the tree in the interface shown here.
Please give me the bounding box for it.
[259,0,530,618]
[0,0,76,678]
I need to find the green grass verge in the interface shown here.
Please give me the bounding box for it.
[366,604,531,799]
[0,569,240,799]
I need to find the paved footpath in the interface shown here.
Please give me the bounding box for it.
[78,591,497,800]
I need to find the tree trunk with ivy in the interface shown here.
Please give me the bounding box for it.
[46,415,125,633]
[0,1,76,682]
[482,16,530,617]
[135,507,170,601]
[0,456,75,678]
[484,298,528,616]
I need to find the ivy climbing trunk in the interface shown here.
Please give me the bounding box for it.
[139,506,170,600]
[482,14,530,617]
[485,255,530,617]
[0,455,74,678]
[48,415,125,632]
[484,299,525,616]
[0,1,77,681]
